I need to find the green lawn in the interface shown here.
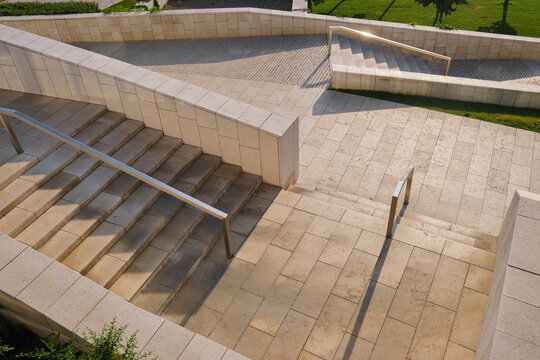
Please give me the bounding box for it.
[343,90,540,132]
[311,0,540,38]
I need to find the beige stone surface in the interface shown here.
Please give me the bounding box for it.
[450,288,488,351]
[408,302,455,360]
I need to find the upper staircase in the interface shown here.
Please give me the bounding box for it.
[330,33,447,75]
[0,90,277,316]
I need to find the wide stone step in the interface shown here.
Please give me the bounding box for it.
[413,55,431,73]
[392,49,411,72]
[348,38,367,67]
[132,173,262,314]
[291,183,498,254]
[404,53,421,72]
[338,35,355,67]
[61,149,215,275]
[0,103,107,190]
[382,46,399,70]
[87,155,226,287]
[371,44,389,69]
[38,136,183,261]
[0,118,142,238]
[158,184,279,324]
[0,112,125,217]
[14,127,162,249]
[358,41,376,68]
[108,163,242,301]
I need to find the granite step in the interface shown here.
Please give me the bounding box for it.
[413,55,431,73]
[357,41,377,68]
[404,53,421,72]
[14,127,162,249]
[330,34,343,66]
[348,38,367,67]
[61,150,216,275]
[337,35,355,67]
[382,46,400,70]
[392,49,411,72]
[0,118,142,238]
[0,112,125,217]
[0,103,107,191]
[370,44,389,69]
[108,163,242,301]
[132,172,262,315]
[38,136,183,261]
[84,156,229,288]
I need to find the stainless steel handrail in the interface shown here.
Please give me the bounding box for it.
[386,165,414,238]
[328,26,452,76]
[0,107,234,257]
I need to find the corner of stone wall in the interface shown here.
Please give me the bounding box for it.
[0,24,299,188]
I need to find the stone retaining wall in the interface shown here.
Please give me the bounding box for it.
[475,190,540,359]
[330,64,540,109]
[0,24,299,188]
[0,232,246,359]
[0,8,538,61]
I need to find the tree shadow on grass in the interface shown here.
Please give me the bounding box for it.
[378,0,397,21]
[325,0,346,15]
[477,20,517,36]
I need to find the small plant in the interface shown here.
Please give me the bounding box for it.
[13,319,157,360]
[82,319,156,360]
[0,338,14,357]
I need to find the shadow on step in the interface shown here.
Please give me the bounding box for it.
[153,183,280,326]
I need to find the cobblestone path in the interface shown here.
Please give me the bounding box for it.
[74,35,331,88]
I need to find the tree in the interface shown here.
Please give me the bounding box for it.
[414,0,468,26]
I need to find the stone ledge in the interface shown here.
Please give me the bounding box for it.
[0,232,248,360]
[0,24,299,188]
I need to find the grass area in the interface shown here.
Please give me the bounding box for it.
[0,1,98,15]
[343,90,540,132]
[311,0,540,38]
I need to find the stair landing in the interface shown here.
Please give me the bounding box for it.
[164,189,494,360]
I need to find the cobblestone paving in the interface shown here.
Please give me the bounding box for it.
[449,58,540,85]
[74,35,331,88]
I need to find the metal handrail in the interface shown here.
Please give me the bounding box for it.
[386,165,414,238]
[328,26,452,76]
[0,107,234,258]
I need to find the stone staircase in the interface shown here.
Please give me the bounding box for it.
[293,182,498,254]
[156,180,497,331]
[330,34,446,75]
[0,90,276,317]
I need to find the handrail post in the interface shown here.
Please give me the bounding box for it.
[0,114,23,154]
[386,166,414,238]
[223,217,233,258]
[404,168,414,205]
[386,196,398,238]
[445,58,452,76]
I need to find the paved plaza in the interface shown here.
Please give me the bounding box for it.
[74,36,540,237]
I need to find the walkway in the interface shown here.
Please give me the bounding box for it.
[73,36,540,235]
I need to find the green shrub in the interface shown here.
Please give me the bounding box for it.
[0,1,99,16]
[1,317,156,360]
